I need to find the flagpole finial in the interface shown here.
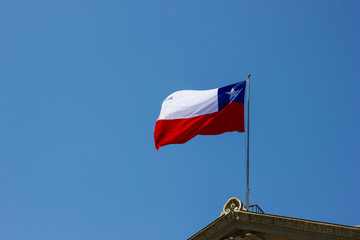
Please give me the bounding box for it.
[248,74,251,79]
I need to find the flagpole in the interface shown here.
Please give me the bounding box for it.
[246,74,250,209]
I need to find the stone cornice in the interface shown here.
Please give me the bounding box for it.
[189,210,360,240]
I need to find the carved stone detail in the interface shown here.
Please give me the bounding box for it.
[245,233,264,240]
[223,236,244,240]
[220,197,246,217]
[223,233,264,240]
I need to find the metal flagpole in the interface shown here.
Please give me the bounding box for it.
[246,74,250,209]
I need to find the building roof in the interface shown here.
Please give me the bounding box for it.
[189,197,360,240]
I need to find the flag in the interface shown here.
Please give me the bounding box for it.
[154,81,246,150]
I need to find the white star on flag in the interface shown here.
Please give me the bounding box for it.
[225,88,239,99]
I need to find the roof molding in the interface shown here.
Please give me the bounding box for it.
[189,198,360,240]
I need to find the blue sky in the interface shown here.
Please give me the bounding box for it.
[1,0,360,239]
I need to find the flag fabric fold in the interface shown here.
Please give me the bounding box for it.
[154,81,246,150]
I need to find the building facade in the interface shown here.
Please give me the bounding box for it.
[189,197,360,240]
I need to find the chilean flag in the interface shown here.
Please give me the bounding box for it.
[154,81,246,150]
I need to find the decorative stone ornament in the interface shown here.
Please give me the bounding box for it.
[223,233,263,240]
[220,197,247,217]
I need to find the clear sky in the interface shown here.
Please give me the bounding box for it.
[1,0,359,239]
